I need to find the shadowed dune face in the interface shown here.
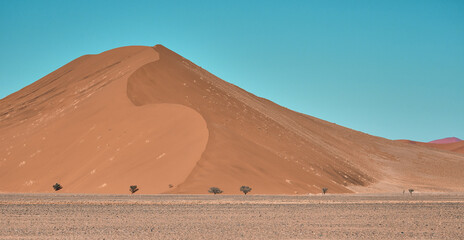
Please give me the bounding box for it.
[1,44,464,194]
[127,45,464,194]
[127,45,375,194]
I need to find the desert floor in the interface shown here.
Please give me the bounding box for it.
[1,193,463,239]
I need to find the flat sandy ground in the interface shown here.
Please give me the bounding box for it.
[1,193,463,239]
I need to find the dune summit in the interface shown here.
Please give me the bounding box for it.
[1,45,464,194]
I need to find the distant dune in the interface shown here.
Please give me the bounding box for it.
[399,138,464,154]
[428,137,462,144]
[1,45,464,194]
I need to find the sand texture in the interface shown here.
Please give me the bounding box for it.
[1,45,464,194]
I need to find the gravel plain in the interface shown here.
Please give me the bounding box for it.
[1,193,463,239]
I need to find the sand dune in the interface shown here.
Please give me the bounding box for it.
[1,45,464,194]
[429,137,462,144]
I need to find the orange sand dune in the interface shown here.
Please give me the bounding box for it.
[1,45,464,194]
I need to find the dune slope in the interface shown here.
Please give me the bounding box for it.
[1,44,464,194]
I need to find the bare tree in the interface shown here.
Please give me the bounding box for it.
[130,185,139,194]
[240,186,252,195]
[53,183,63,191]
[208,187,223,195]
[408,189,414,196]
[322,187,328,195]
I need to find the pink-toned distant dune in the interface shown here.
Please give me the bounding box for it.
[429,137,462,144]
[1,45,464,194]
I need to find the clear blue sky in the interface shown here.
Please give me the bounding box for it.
[1,0,463,142]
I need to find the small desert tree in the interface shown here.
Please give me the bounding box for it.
[240,186,252,195]
[53,183,63,191]
[129,185,139,194]
[322,187,328,195]
[408,188,414,196]
[208,187,223,195]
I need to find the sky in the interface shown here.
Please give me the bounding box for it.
[0,0,463,142]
